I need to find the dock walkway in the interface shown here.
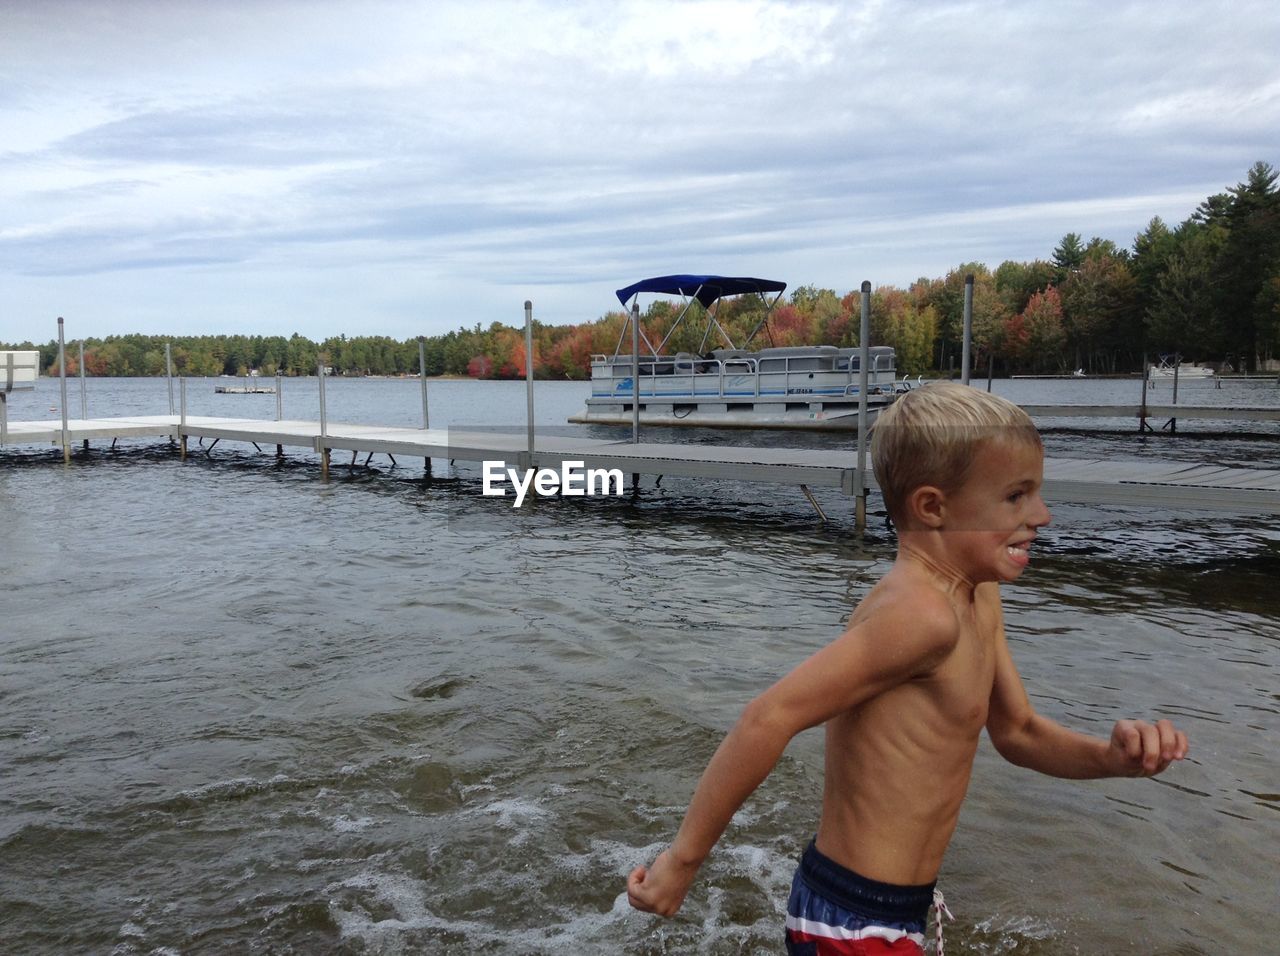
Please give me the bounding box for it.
[3,414,1279,516]
[1019,403,1280,423]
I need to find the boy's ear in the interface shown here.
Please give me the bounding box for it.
[906,485,946,528]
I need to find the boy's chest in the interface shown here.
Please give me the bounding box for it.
[932,613,997,731]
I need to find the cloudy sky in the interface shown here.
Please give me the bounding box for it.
[2,0,1277,342]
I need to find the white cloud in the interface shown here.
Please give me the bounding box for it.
[1,0,1277,340]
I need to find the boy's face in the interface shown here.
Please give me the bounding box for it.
[941,438,1051,583]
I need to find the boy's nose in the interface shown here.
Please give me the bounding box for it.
[1030,493,1052,528]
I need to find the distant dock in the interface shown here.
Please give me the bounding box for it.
[3,413,1278,517]
[214,376,277,394]
[1019,403,1280,423]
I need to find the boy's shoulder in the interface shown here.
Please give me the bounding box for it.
[858,564,964,658]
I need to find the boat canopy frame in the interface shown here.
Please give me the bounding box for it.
[611,275,788,359]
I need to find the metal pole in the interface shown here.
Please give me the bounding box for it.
[418,336,430,429]
[179,377,187,459]
[418,336,431,477]
[525,301,535,462]
[2,354,10,444]
[165,343,174,415]
[78,341,87,419]
[318,358,328,437]
[987,352,994,392]
[275,370,284,457]
[961,275,973,386]
[854,282,871,534]
[58,317,70,462]
[631,302,641,444]
[1139,352,1150,432]
[318,357,329,479]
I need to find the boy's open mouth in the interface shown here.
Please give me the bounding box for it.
[1007,540,1033,559]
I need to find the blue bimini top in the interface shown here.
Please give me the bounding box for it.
[614,275,787,309]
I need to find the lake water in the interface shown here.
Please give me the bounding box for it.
[2,375,1278,954]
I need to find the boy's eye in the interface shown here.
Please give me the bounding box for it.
[1007,491,1025,503]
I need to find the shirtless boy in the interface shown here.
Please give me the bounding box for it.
[627,382,1189,953]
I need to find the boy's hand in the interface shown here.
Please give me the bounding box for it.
[1106,718,1189,776]
[627,848,700,917]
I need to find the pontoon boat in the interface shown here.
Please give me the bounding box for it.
[569,275,906,431]
[1148,357,1215,380]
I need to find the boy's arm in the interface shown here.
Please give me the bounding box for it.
[627,593,959,917]
[983,585,1189,779]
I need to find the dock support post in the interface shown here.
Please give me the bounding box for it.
[961,274,974,385]
[165,343,175,415]
[800,484,828,523]
[78,341,89,449]
[631,302,641,444]
[524,303,535,469]
[854,282,872,535]
[276,372,283,421]
[58,317,70,463]
[418,336,432,477]
[417,340,432,478]
[1139,353,1152,432]
[179,377,187,459]
[318,356,329,480]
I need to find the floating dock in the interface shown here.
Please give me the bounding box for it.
[1018,403,1280,423]
[2,414,1278,516]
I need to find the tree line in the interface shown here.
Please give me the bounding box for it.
[7,161,1277,379]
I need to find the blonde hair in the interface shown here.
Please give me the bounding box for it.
[871,382,1041,523]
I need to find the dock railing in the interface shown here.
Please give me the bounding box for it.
[596,351,899,403]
